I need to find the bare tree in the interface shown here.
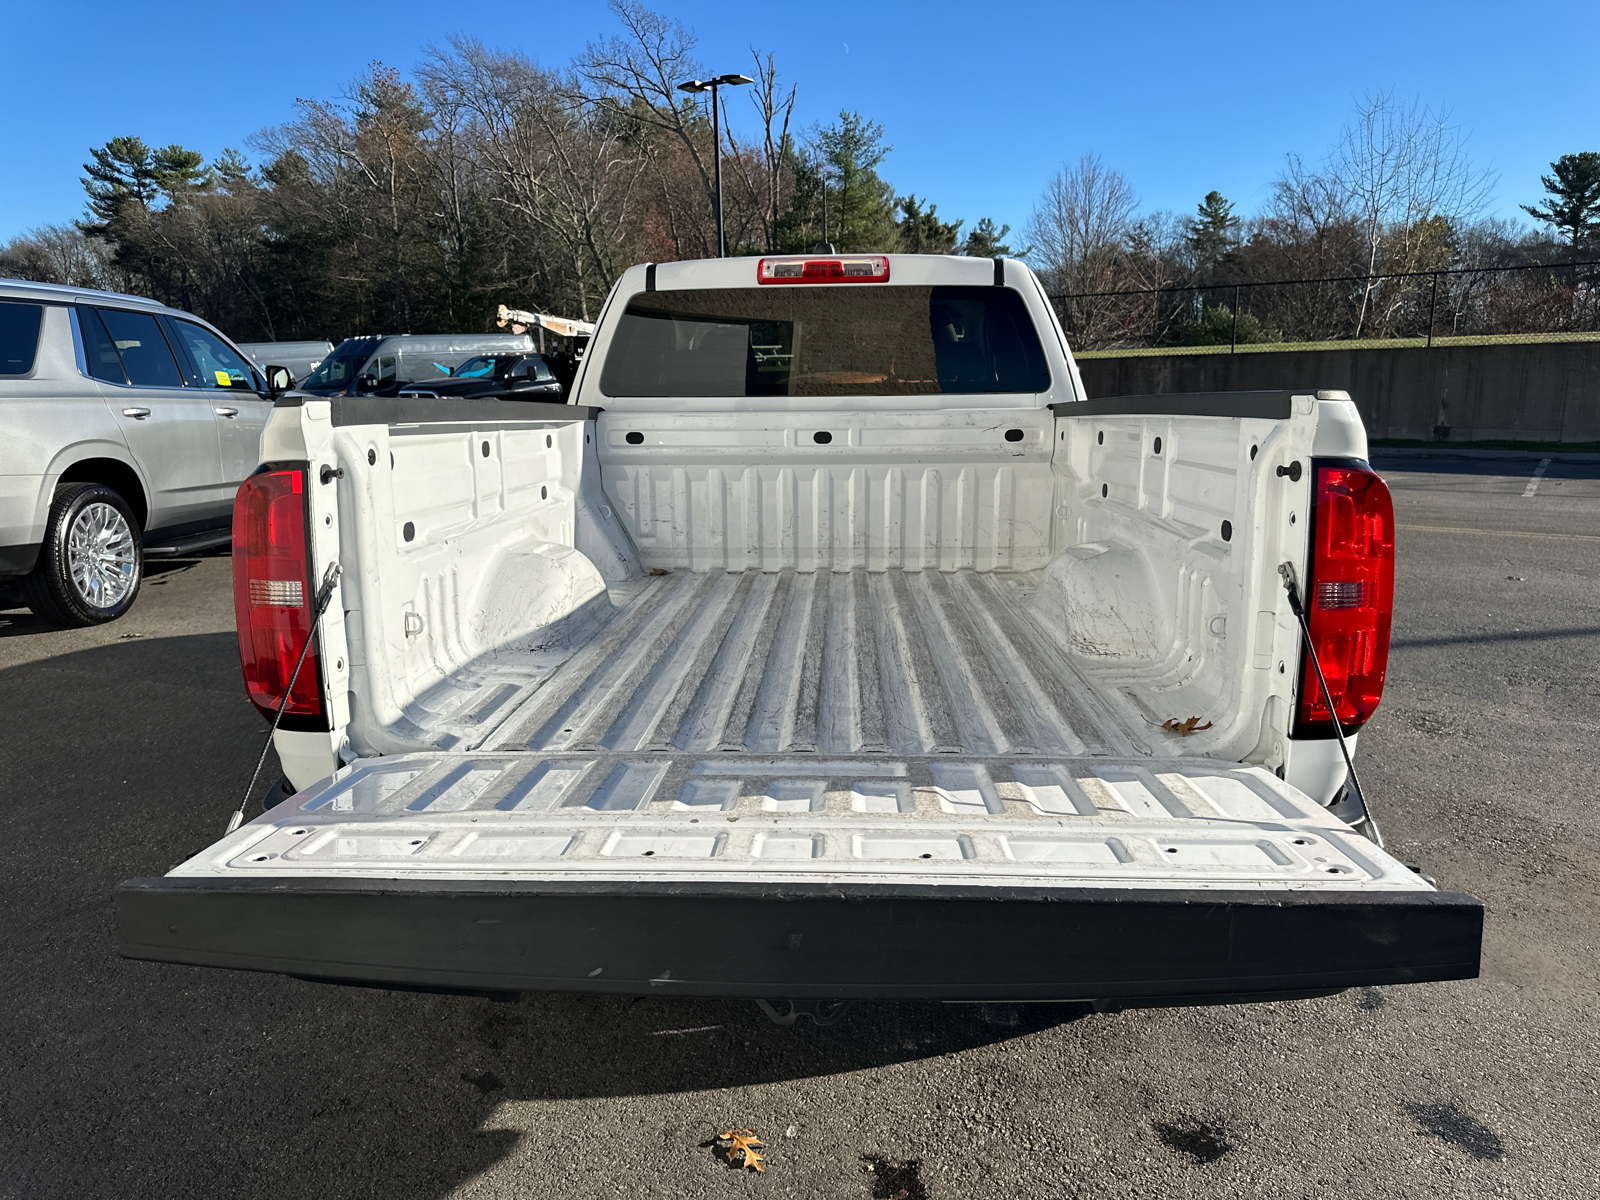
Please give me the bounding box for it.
[578,2,713,203]
[1026,154,1138,291]
[0,223,134,291]
[1026,154,1140,346]
[1298,90,1496,335]
[423,39,645,319]
[258,65,441,330]
[723,51,798,254]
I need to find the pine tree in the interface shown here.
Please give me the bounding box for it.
[960,217,1017,258]
[81,137,217,235]
[895,194,962,253]
[814,111,898,252]
[1186,190,1239,272]
[81,137,161,229]
[150,145,213,196]
[212,148,252,191]
[1521,152,1600,245]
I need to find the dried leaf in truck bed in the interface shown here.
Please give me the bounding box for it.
[1160,717,1214,736]
[717,1129,766,1172]
[648,567,670,576]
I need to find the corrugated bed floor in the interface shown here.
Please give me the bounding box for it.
[451,568,1153,758]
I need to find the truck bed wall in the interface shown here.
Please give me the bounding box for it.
[272,394,1314,774]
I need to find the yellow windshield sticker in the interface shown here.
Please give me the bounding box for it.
[214,370,233,387]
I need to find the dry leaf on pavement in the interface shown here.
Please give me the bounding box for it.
[717,1129,766,1172]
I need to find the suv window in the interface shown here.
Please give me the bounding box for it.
[166,318,261,391]
[94,307,184,387]
[0,301,44,375]
[78,306,129,383]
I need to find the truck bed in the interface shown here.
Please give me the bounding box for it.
[117,383,1481,1002]
[408,566,1160,758]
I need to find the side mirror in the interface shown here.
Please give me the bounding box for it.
[264,366,292,399]
[356,374,378,394]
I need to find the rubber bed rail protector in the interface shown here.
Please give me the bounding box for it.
[273,396,602,425]
[1051,391,1301,420]
[115,877,1483,1002]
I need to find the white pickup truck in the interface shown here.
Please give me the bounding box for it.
[117,254,1480,1011]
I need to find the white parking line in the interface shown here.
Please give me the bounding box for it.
[1522,458,1553,498]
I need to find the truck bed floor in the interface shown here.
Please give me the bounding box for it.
[415,568,1162,758]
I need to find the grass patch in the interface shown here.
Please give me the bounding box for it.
[1073,330,1600,359]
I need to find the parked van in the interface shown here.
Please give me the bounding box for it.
[295,333,536,397]
[237,341,333,387]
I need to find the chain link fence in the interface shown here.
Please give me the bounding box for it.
[1048,260,1600,356]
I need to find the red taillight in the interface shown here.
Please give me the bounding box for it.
[1295,461,1395,737]
[232,467,325,722]
[757,255,890,284]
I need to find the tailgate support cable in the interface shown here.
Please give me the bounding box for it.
[225,561,343,835]
[1279,562,1384,848]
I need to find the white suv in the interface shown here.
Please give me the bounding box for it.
[0,278,286,625]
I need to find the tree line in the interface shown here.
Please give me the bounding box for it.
[1024,93,1600,349]
[0,2,1010,344]
[2,14,1595,354]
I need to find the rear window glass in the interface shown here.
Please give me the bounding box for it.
[0,302,44,375]
[599,285,1051,398]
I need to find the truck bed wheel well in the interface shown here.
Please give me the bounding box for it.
[58,459,148,530]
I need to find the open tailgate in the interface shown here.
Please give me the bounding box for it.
[117,753,1480,1002]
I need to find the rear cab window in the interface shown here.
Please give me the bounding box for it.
[599,286,1051,399]
[0,301,45,375]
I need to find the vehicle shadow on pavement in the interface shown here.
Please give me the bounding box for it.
[0,553,217,637]
[0,633,1084,1200]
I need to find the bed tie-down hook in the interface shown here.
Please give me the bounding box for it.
[1279,561,1382,847]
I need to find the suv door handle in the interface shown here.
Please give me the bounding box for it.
[214,407,239,417]
[122,407,151,419]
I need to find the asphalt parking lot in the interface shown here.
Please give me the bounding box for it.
[1,452,1597,1200]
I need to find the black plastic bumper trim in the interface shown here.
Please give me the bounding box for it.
[116,876,1482,1003]
[0,541,41,575]
[1052,391,1301,420]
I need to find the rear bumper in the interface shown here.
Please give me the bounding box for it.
[116,877,1483,1003]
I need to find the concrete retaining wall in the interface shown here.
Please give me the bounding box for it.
[1074,341,1600,443]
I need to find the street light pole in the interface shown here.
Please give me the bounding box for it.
[678,73,752,258]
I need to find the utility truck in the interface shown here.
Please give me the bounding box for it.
[117,254,1481,1012]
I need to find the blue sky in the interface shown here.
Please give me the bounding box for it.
[5,0,1597,246]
